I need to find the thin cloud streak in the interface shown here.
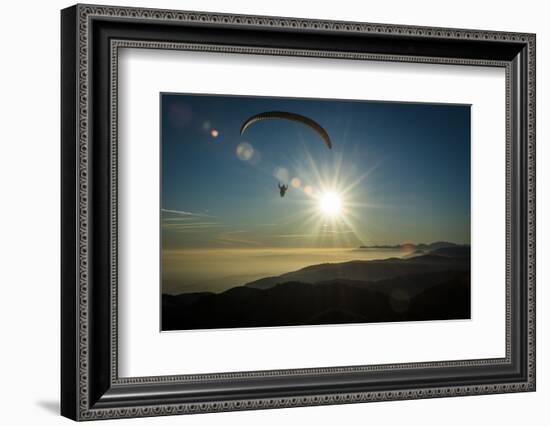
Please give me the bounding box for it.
[161,208,214,218]
[162,222,222,229]
[217,230,262,246]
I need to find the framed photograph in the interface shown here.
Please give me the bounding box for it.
[160,93,473,332]
[61,4,536,421]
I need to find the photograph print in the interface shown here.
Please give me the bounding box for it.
[161,93,471,331]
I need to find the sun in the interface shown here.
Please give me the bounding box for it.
[319,191,343,217]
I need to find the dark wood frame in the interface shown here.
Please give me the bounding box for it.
[61,4,536,421]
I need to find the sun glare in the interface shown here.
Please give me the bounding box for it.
[319,192,342,217]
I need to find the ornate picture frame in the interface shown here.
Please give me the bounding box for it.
[61,4,535,421]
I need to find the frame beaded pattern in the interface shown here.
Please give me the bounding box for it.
[74,4,535,420]
[110,38,511,383]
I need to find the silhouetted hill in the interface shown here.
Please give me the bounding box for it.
[429,245,470,257]
[162,269,470,331]
[404,245,470,259]
[244,253,469,290]
[162,247,471,330]
[358,241,462,250]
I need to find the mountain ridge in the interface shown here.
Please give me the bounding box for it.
[162,244,471,331]
[244,252,469,290]
[162,269,470,330]
[357,241,467,250]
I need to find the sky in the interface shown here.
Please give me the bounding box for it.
[161,93,470,250]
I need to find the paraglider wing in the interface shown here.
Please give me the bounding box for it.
[240,111,332,149]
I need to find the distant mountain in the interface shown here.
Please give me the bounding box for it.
[428,245,470,257]
[358,241,465,250]
[244,253,469,290]
[418,241,464,250]
[162,251,471,331]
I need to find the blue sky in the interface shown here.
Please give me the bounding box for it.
[161,93,470,249]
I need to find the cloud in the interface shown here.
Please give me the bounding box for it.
[217,230,261,246]
[161,209,221,233]
[273,229,354,239]
[162,222,221,228]
[162,222,222,232]
[161,208,213,218]
[320,229,354,235]
[273,233,316,239]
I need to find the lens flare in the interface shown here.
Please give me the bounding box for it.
[291,177,301,188]
[270,149,371,247]
[274,167,289,183]
[210,129,219,138]
[236,142,254,161]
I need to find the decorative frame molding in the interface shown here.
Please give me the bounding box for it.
[61,4,536,421]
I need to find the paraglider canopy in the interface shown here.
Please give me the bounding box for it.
[240,111,332,149]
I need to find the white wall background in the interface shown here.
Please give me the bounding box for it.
[0,0,547,424]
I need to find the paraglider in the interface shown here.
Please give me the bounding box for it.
[240,111,332,149]
[240,111,332,198]
[278,183,288,197]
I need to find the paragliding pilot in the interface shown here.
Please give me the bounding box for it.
[239,110,332,200]
[278,183,288,198]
